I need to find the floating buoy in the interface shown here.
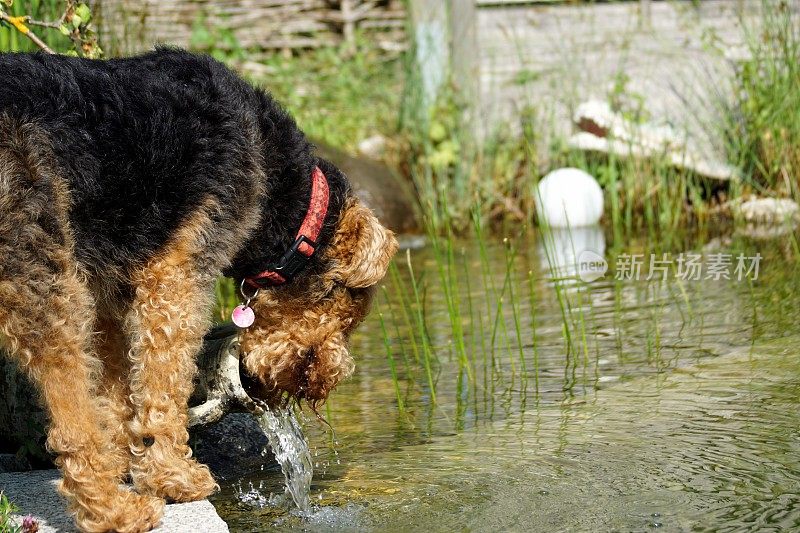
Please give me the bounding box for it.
[535,168,604,227]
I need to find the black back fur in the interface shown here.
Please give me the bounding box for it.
[0,48,349,284]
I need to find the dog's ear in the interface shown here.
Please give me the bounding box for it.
[327,200,398,288]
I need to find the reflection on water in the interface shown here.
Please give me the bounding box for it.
[538,225,606,280]
[213,229,800,532]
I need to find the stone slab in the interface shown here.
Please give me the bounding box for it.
[0,470,228,532]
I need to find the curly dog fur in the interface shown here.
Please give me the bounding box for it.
[0,49,397,532]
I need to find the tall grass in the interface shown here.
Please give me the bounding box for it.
[718,0,800,200]
[201,3,800,414]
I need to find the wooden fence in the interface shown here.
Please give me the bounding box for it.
[99,0,406,56]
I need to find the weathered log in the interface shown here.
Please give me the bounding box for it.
[569,99,739,182]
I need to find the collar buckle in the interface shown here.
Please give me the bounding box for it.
[250,235,317,288]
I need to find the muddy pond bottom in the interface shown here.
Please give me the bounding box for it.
[211,231,800,532]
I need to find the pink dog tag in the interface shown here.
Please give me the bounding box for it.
[232,304,255,328]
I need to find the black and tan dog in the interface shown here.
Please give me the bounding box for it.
[0,48,397,532]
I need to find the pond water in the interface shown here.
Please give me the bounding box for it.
[212,227,800,532]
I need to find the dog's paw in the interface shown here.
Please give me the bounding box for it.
[74,490,165,533]
[134,454,219,503]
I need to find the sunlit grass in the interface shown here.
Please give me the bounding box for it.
[716,0,800,201]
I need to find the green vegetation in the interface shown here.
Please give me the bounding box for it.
[719,0,800,199]
[0,492,15,533]
[256,42,403,152]
[190,6,798,244]
[0,0,101,57]
[0,492,25,533]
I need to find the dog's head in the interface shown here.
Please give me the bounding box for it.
[239,196,398,406]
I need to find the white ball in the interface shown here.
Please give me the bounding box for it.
[535,167,604,227]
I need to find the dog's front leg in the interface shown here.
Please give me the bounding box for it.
[124,252,219,502]
[95,313,136,482]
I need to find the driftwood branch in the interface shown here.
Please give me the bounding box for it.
[0,12,55,54]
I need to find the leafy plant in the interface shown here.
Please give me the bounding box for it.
[0,492,17,533]
[0,0,101,57]
[255,37,403,151]
[0,492,37,533]
[608,70,649,124]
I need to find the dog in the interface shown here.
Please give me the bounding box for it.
[0,48,398,532]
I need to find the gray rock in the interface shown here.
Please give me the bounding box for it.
[730,197,800,226]
[0,470,228,532]
[191,413,276,480]
[0,453,30,474]
[357,134,388,159]
[712,197,800,240]
[314,142,420,234]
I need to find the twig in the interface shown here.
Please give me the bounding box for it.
[23,8,70,31]
[24,14,67,31]
[0,12,55,54]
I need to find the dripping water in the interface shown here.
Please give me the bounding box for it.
[254,403,313,513]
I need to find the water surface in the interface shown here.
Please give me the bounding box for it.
[213,229,800,532]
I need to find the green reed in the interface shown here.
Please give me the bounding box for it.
[377,305,406,415]
[426,194,473,382]
[471,209,516,374]
[403,249,438,404]
[504,239,528,377]
[526,269,541,393]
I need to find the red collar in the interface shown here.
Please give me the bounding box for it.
[245,166,330,288]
